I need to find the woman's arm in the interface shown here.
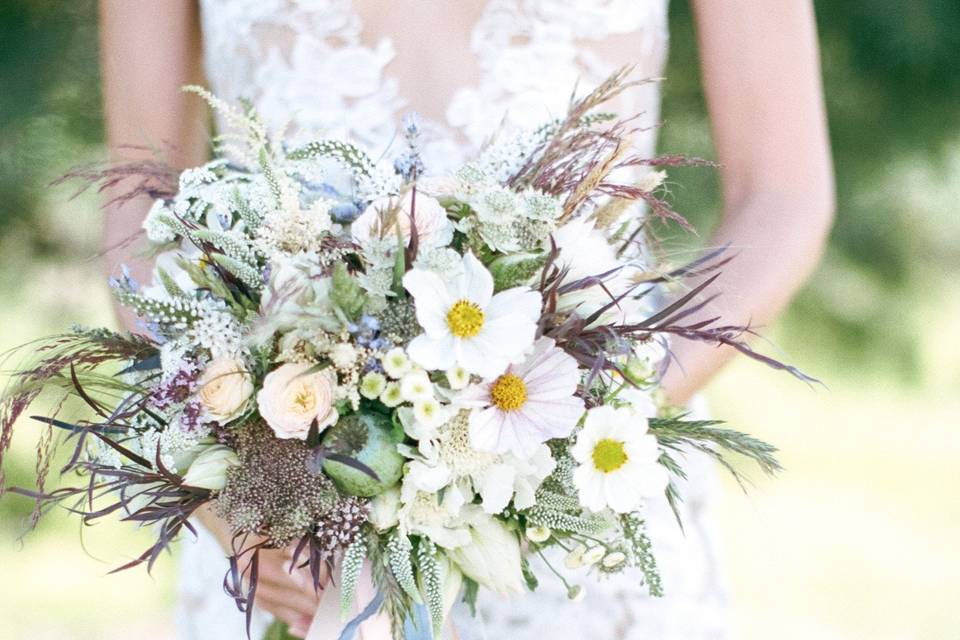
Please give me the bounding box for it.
[99,4,322,635]
[660,0,835,404]
[100,0,208,328]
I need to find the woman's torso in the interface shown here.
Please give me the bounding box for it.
[198,0,669,174]
[181,3,728,639]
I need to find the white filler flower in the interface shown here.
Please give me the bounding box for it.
[459,337,583,458]
[402,252,540,378]
[571,405,668,513]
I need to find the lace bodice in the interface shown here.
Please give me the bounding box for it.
[198,0,669,174]
[179,3,728,639]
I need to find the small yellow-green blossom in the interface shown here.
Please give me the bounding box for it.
[379,381,404,408]
[359,372,387,399]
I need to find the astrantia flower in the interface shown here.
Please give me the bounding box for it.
[459,337,584,458]
[402,252,541,378]
[570,406,668,513]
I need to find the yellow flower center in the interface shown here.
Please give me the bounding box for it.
[292,386,317,414]
[446,299,485,338]
[490,373,528,411]
[592,438,628,473]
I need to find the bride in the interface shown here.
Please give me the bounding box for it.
[98,1,834,638]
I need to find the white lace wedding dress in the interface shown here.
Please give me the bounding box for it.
[176,1,728,638]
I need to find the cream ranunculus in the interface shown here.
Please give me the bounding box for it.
[257,363,339,440]
[446,505,525,595]
[351,190,454,249]
[196,357,254,423]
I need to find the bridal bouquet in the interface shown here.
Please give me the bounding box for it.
[0,70,799,639]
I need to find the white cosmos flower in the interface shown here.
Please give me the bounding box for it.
[402,252,541,378]
[570,405,668,514]
[459,337,584,458]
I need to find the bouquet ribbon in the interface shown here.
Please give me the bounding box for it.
[305,563,433,640]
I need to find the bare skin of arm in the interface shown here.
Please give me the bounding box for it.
[660,0,835,404]
[100,2,322,635]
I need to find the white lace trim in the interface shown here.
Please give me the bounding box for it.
[199,0,669,174]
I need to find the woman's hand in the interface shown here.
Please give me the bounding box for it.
[255,546,329,638]
[196,505,330,638]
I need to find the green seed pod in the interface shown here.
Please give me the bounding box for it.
[321,412,404,497]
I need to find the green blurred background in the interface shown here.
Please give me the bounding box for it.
[1,1,958,638]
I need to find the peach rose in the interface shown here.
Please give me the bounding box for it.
[197,357,254,423]
[257,363,338,440]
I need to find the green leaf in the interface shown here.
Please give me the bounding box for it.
[520,557,539,592]
[330,262,366,322]
[489,252,548,291]
[261,619,300,640]
[460,577,479,617]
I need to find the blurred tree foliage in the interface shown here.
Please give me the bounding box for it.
[660,0,960,377]
[0,0,101,255]
[0,0,958,371]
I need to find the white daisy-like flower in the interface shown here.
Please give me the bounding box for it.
[381,347,412,379]
[379,382,404,407]
[413,397,446,428]
[459,337,584,458]
[359,372,387,399]
[446,366,470,390]
[570,405,669,514]
[400,369,434,402]
[402,252,541,378]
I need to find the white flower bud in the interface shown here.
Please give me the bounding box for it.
[525,526,551,543]
[367,486,401,531]
[382,347,412,379]
[182,445,239,491]
[602,551,627,569]
[567,584,586,602]
[582,546,605,566]
[330,343,358,369]
[400,370,434,402]
[564,544,586,570]
[413,398,445,428]
[445,366,470,390]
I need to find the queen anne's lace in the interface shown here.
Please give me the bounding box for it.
[178,3,728,639]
